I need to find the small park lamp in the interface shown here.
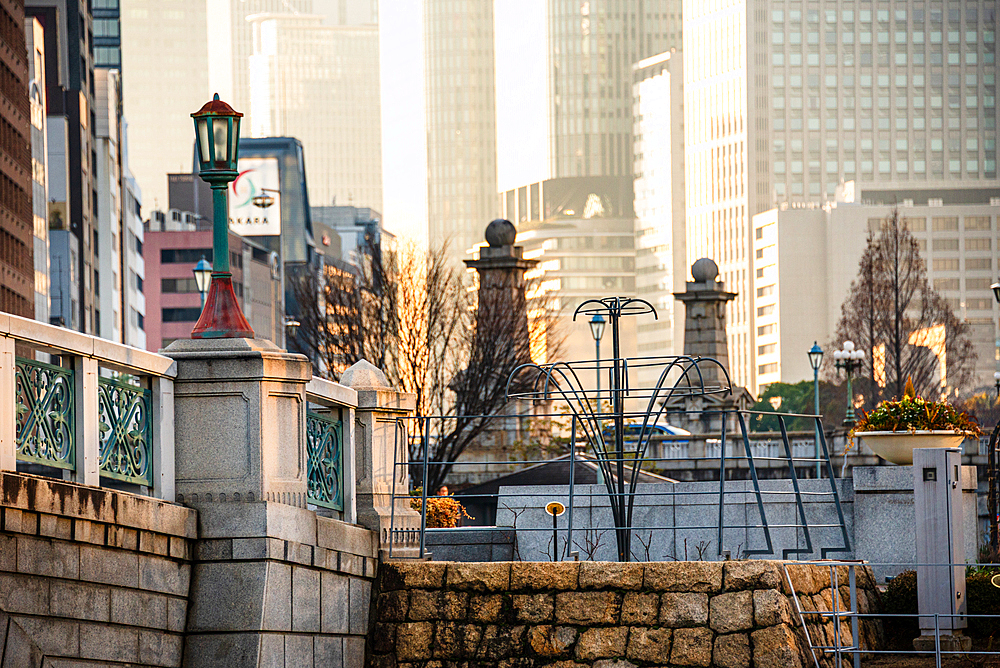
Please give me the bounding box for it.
[590,313,606,413]
[545,501,566,562]
[189,94,254,339]
[192,256,212,307]
[807,342,824,478]
[833,340,865,426]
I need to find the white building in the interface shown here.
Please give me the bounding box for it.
[752,189,1000,396]
[26,17,49,322]
[248,14,382,212]
[94,69,145,348]
[633,50,685,384]
[682,0,1000,391]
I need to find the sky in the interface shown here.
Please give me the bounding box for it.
[378,0,428,243]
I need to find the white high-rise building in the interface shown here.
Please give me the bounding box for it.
[752,191,1000,395]
[248,13,382,211]
[633,50,686,383]
[26,17,49,323]
[682,0,1000,391]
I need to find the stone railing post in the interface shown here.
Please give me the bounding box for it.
[341,359,422,558]
[164,338,312,506]
[0,335,16,471]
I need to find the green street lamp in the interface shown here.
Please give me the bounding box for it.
[833,340,865,426]
[189,94,254,339]
[590,313,606,414]
[807,342,824,478]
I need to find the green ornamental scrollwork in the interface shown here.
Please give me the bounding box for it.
[306,411,343,511]
[98,377,152,486]
[15,358,75,468]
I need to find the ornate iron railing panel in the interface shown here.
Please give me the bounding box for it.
[98,377,153,486]
[307,411,344,511]
[15,357,75,469]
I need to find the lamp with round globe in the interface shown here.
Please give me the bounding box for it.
[833,340,865,425]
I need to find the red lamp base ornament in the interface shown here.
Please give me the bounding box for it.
[191,272,255,339]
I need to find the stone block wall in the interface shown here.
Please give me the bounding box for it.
[0,472,197,667]
[183,501,378,668]
[368,560,882,668]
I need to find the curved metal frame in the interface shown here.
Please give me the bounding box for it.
[505,296,735,561]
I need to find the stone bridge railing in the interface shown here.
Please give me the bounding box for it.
[0,313,177,499]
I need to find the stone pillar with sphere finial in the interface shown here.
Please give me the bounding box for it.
[667,258,755,435]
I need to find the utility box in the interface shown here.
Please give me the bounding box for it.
[913,447,967,640]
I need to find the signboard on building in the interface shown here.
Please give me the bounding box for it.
[229,157,281,236]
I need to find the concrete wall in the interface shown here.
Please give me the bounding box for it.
[367,560,881,668]
[0,471,196,666]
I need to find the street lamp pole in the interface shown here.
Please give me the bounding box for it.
[808,342,824,478]
[833,340,865,427]
[189,94,254,339]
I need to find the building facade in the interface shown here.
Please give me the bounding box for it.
[143,213,282,351]
[424,0,498,268]
[28,0,97,333]
[752,188,1000,396]
[26,16,48,322]
[119,0,210,211]
[682,0,1000,391]
[633,50,685,384]
[1,0,35,319]
[248,14,382,211]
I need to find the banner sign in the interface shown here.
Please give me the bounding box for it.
[229,157,281,236]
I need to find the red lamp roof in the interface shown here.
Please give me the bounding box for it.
[192,93,243,119]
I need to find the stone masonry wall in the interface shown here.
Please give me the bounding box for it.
[368,560,882,668]
[0,472,197,667]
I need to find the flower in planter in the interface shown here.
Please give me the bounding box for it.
[852,378,982,437]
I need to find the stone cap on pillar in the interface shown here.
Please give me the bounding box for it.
[341,360,416,413]
[674,258,738,303]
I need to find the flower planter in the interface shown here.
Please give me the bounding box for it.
[854,430,965,465]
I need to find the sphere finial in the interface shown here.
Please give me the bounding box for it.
[691,258,719,283]
[485,219,517,247]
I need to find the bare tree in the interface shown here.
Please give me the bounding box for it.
[291,239,563,491]
[832,208,976,408]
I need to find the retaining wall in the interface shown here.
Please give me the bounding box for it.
[367,560,882,668]
[0,471,197,666]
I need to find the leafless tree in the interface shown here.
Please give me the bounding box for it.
[831,208,976,408]
[291,238,563,491]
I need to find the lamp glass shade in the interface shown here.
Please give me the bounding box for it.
[589,314,606,342]
[193,258,212,293]
[807,342,823,370]
[212,117,229,167]
[992,282,1000,304]
[196,118,211,170]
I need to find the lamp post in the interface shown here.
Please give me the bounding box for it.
[993,281,1000,398]
[807,342,824,478]
[590,313,606,413]
[833,340,865,426]
[189,94,254,339]
[193,257,212,307]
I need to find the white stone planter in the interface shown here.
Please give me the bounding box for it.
[854,430,965,465]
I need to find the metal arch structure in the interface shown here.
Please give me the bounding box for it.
[505,296,738,561]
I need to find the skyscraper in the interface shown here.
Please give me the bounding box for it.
[28,0,97,333]
[1,0,34,320]
[120,0,210,211]
[682,0,1000,390]
[26,16,49,322]
[494,0,682,360]
[633,50,685,383]
[248,14,382,211]
[424,0,498,267]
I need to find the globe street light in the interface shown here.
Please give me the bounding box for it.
[590,313,606,414]
[189,94,254,339]
[192,256,212,307]
[833,340,865,426]
[807,342,824,478]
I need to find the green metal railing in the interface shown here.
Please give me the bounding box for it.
[15,357,75,469]
[98,377,153,486]
[306,411,343,511]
